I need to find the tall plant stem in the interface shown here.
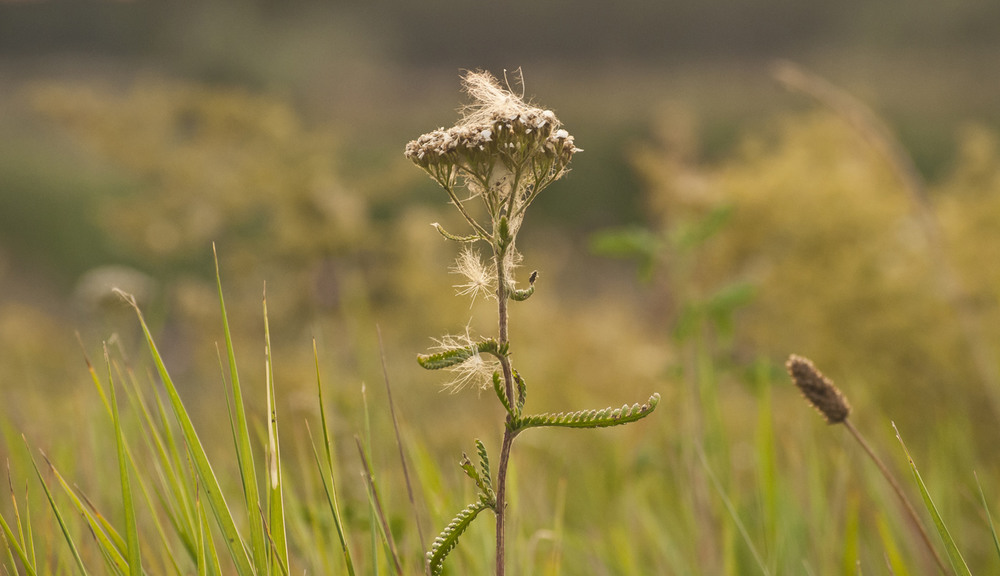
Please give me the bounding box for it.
[494,246,517,576]
[495,427,515,576]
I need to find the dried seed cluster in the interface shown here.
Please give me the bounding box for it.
[786,354,852,424]
[404,72,580,232]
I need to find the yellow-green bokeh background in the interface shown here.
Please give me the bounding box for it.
[2,1,1000,572]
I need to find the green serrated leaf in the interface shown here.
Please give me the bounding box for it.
[475,440,492,492]
[515,393,660,431]
[427,500,491,576]
[493,372,514,417]
[418,347,476,370]
[418,338,506,370]
[514,371,526,418]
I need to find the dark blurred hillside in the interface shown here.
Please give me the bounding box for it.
[3,0,999,62]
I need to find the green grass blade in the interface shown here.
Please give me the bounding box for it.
[116,289,254,576]
[2,463,37,576]
[23,439,90,576]
[39,454,128,574]
[974,471,1000,561]
[306,424,355,576]
[212,248,268,575]
[123,372,197,569]
[0,506,37,576]
[361,386,380,576]
[196,482,224,576]
[697,448,772,576]
[196,489,208,576]
[875,514,910,576]
[106,347,142,576]
[892,423,971,576]
[312,340,356,575]
[262,289,289,575]
[94,350,190,572]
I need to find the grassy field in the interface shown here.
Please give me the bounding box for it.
[2,24,1000,573]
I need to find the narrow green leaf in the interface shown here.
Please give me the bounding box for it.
[310,340,356,575]
[874,513,910,576]
[305,427,355,576]
[116,289,254,576]
[106,347,142,575]
[212,249,268,575]
[262,289,289,575]
[2,463,37,576]
[24,440,90,576]
[697,448,772,576]
[356,436,404,576]
[893,422,971,576]
[0,506,36,576]
[515,393,660,431]
[124,368,197,568]
[39,453,127,574]
[378,325,428,571]
[974,472,1000,562]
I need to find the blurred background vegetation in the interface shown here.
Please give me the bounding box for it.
[2,0,1000,573]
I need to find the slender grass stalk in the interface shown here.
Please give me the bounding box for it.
[355,436,403,576]
[309,339,356,575]
[786,355,948,574]
[377,325,429,574]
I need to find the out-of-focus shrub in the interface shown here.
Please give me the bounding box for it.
[632,111,1000,443]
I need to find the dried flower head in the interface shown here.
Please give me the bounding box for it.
[786,354,852,424]
[404,71,580,238]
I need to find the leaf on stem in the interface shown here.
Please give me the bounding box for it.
[426,500,492,576]
[514,393,660,431]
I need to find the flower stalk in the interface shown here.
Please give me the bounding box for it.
[408,70,657,576]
